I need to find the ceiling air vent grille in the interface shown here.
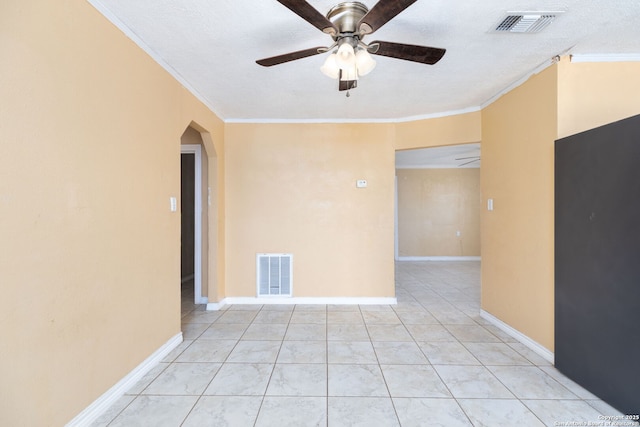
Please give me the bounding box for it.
[494,13,558,33]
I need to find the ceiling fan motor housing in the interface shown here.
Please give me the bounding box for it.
[326,2,369,38]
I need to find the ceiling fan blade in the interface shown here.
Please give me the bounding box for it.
[276,0,338,35]
[358,0,418,34]
[256,47,325,67]
[369,41,446,65]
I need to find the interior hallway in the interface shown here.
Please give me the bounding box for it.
[91,262,630,426]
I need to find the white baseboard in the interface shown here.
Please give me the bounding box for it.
[396,256,481,261]
[207,296,397,311]
[65,332,183,427]
[480,310,554,364]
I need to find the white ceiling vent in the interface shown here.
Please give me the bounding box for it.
[494,13,560,33]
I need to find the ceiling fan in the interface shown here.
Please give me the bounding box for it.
[256,0,446,93]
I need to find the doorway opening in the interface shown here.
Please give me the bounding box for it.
[394,143,481,262]
[181,126,211,307]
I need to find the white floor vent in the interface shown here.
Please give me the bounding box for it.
[257,253,292,297]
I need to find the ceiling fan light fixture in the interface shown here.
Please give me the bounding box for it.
[320,53,340,79]
[339,64,358,81]
[335,41,356,69]
[355,48,376,76]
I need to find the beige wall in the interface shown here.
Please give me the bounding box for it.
[481,65,558,351]
[557,59,640,138]
[0,1,224,425]
[394,111,482,150]
[481,58,640,353]
[397,168,480,257]
[224,123,396,297]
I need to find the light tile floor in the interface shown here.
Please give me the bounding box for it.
[92,261,634,426]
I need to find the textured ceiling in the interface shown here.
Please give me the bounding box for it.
[88,0,640,122]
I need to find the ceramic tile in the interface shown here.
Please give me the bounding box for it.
[181,310,223,324]
[381,364,451,398]
[359,305,394,312]
[327,341,378,364]
[457,398,546,427]
[255,397,327,427]
[290,311,327,324]
[395,310,439,325]
[327,311,364,324]
[216,310,258,324]
[260,304,294,312]
[294,304,327,312]
[328,397,399,427]
[327,323,370,341]
[266,363,327,396]
[393,398,473,427]
[277,340,326,363]
[161,340,193,363]
[366,324,413,341]
[444,324,501,342]
[108,395,198,427]
[372,341,428,364]
[143,362,220,395]
[506,342,553,366]
[253,310,293,323]
[181,322,210,340]
[488,366,578,400]
[429,310,476,325]
[328,364,389,397]
[175,339,237,363]
[362,310,401,324]
[405,324,457,342]
[200,323,247,340]
[522,399,606,427]
[125,362,169,394]
[284,323,326,340]
[463,342,532,365]
[327,304,361,312]
[433,365,514,398]
[181,396,262,426]
[585,399,627,417]
[241,323,288,341]
[418,341,480,365]
[226,340,281,363]
[204,363,273,395]
[539,366,600,400]
[89,394,135,427]
[227,305,262,311]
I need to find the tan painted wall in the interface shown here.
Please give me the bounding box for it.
[397,168,480,257]
[394,111,482,150]
[557,59,640,138]
[480,65,558,351]
[225,123,396,297]
[0,1,224,425]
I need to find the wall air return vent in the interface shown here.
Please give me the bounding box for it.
[257,253,292,297]
[494,13,560,33]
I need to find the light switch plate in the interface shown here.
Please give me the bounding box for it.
[356,179,367,188]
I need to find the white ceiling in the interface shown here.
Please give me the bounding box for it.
[88,0,640,122]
